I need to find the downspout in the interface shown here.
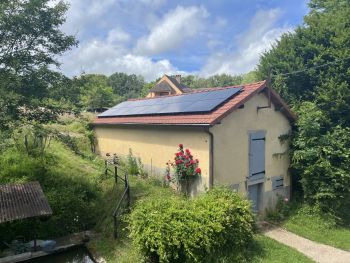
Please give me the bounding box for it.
[204,127,214,189]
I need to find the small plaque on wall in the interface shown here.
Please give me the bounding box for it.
[272,176,284,190]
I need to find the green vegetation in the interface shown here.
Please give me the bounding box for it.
[250,235,314,263]
[129,188,254,262]
[0,139,104,241]
[283,205,350,251]
[257,0,350,219]
[0,0,78,129]
[90,176,313,263]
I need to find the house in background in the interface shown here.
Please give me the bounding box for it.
[93,80,296,212]
[146,74,191,97]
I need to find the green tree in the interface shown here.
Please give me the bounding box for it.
[0,0,77,129]
[257,0,350,214]
[78,74,120,111]
[108,72,145,99]
[181,74,243,89]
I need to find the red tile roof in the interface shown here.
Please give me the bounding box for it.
[94,80,295,126]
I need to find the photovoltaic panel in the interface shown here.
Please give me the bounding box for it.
[98,87,242,117]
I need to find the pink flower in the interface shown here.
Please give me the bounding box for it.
[195,168,201,174]
[179,144,183,149]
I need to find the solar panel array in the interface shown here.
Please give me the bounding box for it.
[99,87,242,117]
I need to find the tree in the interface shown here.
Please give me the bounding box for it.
[0,0,77,129]
[108,72,145,99]
[257,0,350,214]
[181,74,243,89]
[78,74,120,111]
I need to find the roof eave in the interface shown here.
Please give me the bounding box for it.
[93,122,212,127]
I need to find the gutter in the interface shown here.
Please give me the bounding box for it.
[204,127,214,189]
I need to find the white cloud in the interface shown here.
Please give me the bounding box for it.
[135,5,209,55]
[59,34,177,81]
[200,9,291,76]
[107,28,130,43]
[58,0,119,35]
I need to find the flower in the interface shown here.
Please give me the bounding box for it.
[195,159,199,163]
[190,160,195,164]
[195,167,201,174]
[179,144,183,148]
[284,197,289,202]
[166,175,171,181]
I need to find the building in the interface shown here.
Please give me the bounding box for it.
[146,74,191,97]
[94,79,296,212]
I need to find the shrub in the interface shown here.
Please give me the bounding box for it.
[128,188,254,262]
[266,195,291,222]
[292,102,350,215]
[126,149,147,177]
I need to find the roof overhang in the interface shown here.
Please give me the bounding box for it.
[0,181,52,224]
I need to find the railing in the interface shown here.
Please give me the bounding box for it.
[104,154,131,238]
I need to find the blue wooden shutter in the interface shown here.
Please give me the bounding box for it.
[249,131,265,181]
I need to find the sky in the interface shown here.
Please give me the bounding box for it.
[56,0,309,81]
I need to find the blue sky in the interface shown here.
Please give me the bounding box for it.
[57,0,308,81]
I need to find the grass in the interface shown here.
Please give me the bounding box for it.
[0,137,105,242]
[282,206,350,251]
[248,235,314,263]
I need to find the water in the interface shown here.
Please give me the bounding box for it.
[23,247,94,263]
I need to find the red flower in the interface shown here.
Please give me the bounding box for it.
[179,144,183,148]
[190,160,195,164]
[195,159,199,163]
[195,168,201,174]
[186,163,189,167]
[185,149,190,153]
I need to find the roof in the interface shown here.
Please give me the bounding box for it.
[149,75,191,93]
[94,80,296,126]
[0,181,52,224]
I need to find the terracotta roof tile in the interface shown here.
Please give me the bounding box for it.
[94,80,294,126]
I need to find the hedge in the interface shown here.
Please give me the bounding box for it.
[128,188,254,262]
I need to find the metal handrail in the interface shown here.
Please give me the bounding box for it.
[105,155,131,238]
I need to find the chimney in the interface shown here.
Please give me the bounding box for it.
[175,74,181,83]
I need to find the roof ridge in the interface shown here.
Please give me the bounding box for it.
[129,80,267,101]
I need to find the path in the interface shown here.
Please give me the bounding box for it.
[263,226,350,263]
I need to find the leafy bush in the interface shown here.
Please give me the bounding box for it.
[266,196,291,222]
[128,188,254,262]
[292,102,350,216]
[126,149,147,177]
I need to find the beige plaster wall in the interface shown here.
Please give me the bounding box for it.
[210,92,292,210]
[94,125,210,192]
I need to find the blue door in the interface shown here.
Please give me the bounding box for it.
[248,131,265,212]
[249,131,266,182]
